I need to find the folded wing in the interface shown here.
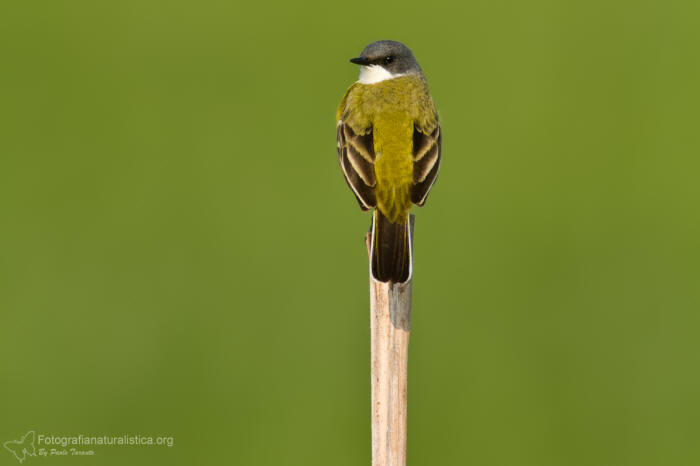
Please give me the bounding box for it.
[337,120,377,210]
[411,123,441,206]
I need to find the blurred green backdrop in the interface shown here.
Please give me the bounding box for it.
[1,0,699,465]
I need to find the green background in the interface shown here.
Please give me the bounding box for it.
[1,0,699,464]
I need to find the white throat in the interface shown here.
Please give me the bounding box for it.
[358,65,403,84]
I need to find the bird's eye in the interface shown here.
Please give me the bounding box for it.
[384,56,394,65]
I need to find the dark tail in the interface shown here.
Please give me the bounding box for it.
[371,210,411,283]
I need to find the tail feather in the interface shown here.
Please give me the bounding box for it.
[371,210,411,283]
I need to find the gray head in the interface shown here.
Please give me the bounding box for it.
[350,40,422,84]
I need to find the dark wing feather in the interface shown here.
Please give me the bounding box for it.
[337,121,376,210]
[411,124,441,206]
[345,135,376,186]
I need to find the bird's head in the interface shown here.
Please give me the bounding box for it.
[350,40,422,84]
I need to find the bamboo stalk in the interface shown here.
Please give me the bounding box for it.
[366,215,414,466]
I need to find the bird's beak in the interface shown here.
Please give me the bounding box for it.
[350,56,371,66]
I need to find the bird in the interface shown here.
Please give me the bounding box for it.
[336,40,441,283]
